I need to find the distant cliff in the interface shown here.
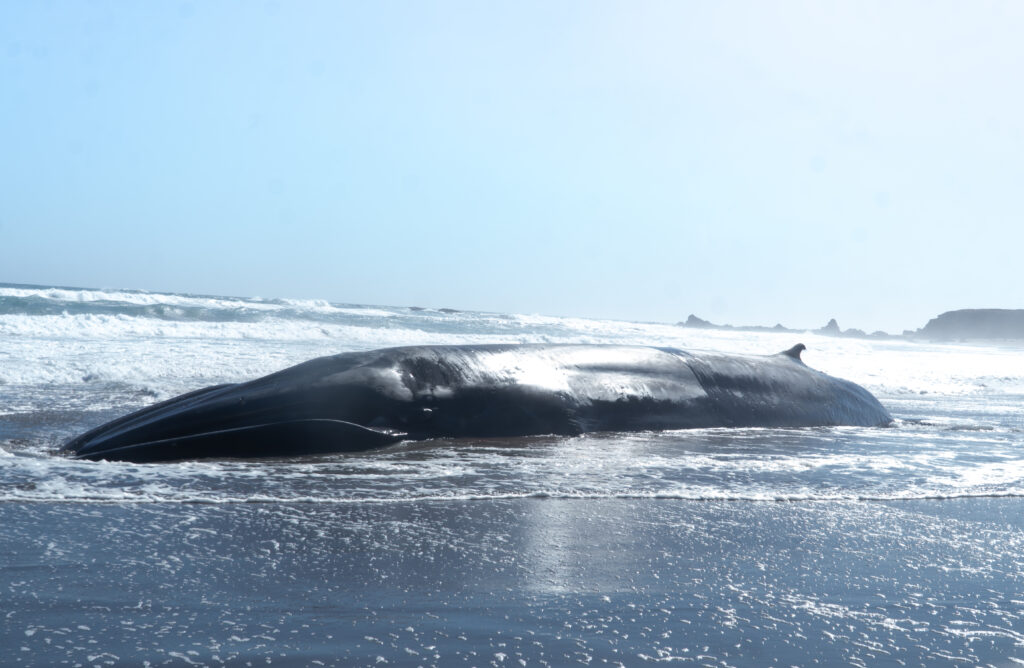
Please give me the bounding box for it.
[916,309,1024,340]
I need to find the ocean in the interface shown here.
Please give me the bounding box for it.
[3,283,1024,666]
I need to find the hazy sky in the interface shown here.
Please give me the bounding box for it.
[3,1,1022,333]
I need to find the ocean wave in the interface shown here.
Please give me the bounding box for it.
[6,284,1024,404]
[0,284,275,310]
[7,428,1024,506]
[3,318,1012,400]
[0,284,409,324]
[6,484,1024,505]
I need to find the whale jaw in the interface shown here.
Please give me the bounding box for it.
[68,419,405,463]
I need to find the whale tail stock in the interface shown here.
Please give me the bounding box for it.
[68,419,405,462]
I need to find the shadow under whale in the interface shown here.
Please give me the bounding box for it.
[63,343,892,463]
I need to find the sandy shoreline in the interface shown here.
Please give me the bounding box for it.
[5,496,1024,666]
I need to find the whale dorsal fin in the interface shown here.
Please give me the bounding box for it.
[780,343,806,361]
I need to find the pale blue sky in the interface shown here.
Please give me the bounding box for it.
[2,1,1022,333]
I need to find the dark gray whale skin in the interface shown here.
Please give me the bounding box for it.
[63,343,891,463]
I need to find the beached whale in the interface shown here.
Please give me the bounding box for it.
[63,343,891,462]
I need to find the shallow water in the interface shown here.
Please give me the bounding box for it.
[3,283,1024,665]
[7,499,1024,666]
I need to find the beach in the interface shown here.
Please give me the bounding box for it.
[6,497,1024,666]
[4,284,1024,666]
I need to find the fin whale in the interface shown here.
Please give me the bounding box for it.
[62,343,891,463]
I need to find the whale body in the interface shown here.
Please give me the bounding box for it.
[63,343,891,462]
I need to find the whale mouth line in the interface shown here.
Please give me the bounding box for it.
[71,419,406,463]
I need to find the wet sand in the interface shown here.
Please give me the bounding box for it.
[5,497,1024,666]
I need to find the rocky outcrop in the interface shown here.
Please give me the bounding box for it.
[676,315,892,339]
[682,314,714,328]
[816,319,842,336]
